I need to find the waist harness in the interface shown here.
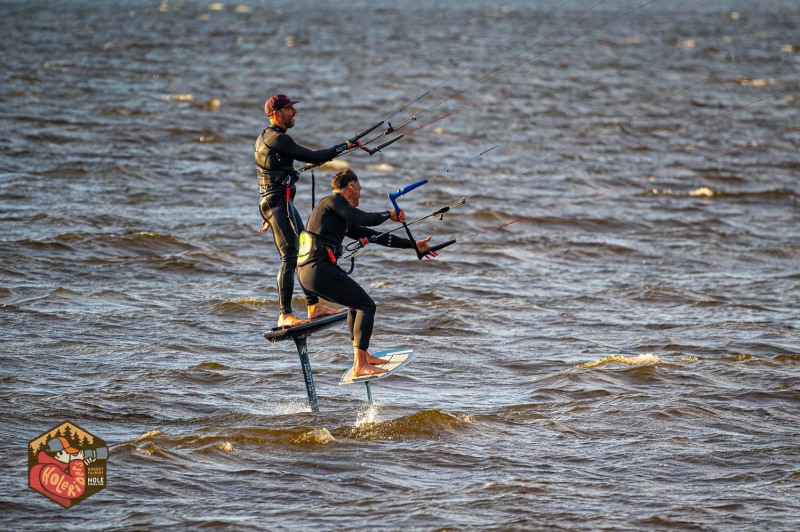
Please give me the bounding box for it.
[298,231,342,267]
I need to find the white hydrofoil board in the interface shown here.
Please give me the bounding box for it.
[339,348,414,385]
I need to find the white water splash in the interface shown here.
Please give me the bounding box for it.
[354,404,383,426]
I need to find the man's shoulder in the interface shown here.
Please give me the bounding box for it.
[313,194,349,214]
[318,194,343,207]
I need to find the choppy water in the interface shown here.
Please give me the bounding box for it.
[2,0,799,529]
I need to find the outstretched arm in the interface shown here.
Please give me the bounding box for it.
[346,226,414,249]
[268,133,347,165]
[332,196,393,227]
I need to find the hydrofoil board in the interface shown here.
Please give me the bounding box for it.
[263,312,347,343]
[339,348,414,384]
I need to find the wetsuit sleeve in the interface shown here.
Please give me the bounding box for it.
[331,196,391,227]
[266,132,346,164]
[346,226,415,249]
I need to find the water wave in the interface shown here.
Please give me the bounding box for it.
[334,409,471,441]
[128,426,337,449]
[187,362,234,371]
[210,299,261,314]
[575,353,662,368]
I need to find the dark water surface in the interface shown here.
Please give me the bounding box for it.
[2,0,799,529]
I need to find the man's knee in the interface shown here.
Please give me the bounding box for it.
[361,298,376,314]
[280,253,298,269]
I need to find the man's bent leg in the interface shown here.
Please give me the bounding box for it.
[299,263,387,373]
[350,303,389,369]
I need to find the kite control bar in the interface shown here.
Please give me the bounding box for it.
[364,117,416,155]
[348,120,385,146]
[366,134,404,155]
[388,179,455,260]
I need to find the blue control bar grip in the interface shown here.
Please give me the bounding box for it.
[388,179,428,212]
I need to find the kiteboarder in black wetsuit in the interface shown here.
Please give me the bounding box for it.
[297,168,438,377]
[256,94,361,327]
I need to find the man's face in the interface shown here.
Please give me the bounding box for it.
[275,105,296,128]
[347,180,361,207]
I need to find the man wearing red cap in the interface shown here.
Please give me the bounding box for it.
[256,94,360,327]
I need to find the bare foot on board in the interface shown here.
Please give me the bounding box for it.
[352,363,388,378]
[366,354,390,365]
[278,314,309,328]
[307,304,345,320]
[353,347,388,377]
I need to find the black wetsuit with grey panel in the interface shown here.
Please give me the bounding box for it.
[255,125,347,315]
[297,193,414,350]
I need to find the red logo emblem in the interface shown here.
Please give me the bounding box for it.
[28,421,108,508]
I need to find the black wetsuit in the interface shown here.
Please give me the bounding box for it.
[255,125,347,315]
[297,193,414,349]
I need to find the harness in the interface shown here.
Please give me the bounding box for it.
[298,231,343,268]
[256,126,300,196]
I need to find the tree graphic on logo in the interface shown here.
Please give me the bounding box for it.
[28,421,108,508]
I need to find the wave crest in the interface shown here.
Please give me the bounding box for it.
[576,353,662,369]
[336,409,470,441]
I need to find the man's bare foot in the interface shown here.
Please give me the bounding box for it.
[352,363,388,378]
[307,304,345,320]
[366,354,390,365]
[353,347,388,376]
[278,314,309,327]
